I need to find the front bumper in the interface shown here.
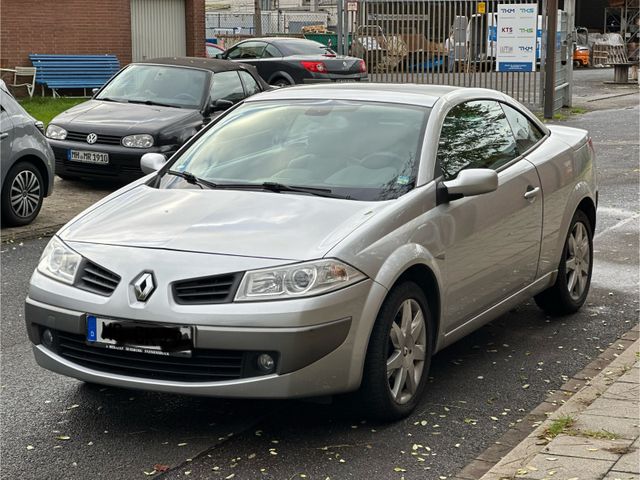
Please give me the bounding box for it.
[25,262,388,398]
[48,139,175,182]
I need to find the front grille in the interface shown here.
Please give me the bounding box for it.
[76,261,120,296]
[173,273,243,305]
[66,131,122,145]
[53,330,249,382]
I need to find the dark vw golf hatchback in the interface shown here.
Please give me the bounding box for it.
[46,57,267,182]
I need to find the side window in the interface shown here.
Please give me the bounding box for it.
[225,41,265,60]
[437,100,519,180]
[210,71,245,103]
[239,70,262,96]
[501,103,544,153]
[263,44,282,58]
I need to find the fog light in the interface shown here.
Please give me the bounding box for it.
[257,353,275,373]
[42,329,54,348]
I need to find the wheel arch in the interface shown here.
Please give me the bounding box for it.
[577,195,596,232]
[391,264,441,352]
[267,71,295,85]
[370,245,444,353]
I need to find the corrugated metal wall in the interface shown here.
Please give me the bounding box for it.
[131,0,187,62]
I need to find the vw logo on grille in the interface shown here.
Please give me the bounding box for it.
[133,272,156,302]
[86,133,98,144]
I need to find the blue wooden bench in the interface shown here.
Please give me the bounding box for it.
[29,54,120,97]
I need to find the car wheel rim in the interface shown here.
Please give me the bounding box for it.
[387,299,427,405]
[566,221,590,301]
[10,170,40,218]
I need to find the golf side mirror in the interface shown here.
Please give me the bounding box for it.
[140,153,167,174]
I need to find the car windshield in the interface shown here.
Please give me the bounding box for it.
[282,42,337,55]
[163,100,429,201]
[96,64,208,109]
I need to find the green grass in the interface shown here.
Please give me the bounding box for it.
[18,96,86,126]
[542,415,576,439]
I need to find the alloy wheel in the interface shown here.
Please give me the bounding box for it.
[10,170,41,218]
[387,299,427,404]
[566,221,590,300]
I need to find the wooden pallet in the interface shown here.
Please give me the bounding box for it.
[592,44,629,66]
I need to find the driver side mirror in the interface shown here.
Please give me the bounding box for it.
[215,53,224,59]
[140,153,167,175]
[210,98,234,112]
[91,88,99,96]
[437,168,498,204]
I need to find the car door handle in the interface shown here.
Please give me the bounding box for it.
[524,186,540,200]
[0,132,8,140]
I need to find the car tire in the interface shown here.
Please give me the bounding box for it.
[271,77,292,87]
[358,281,434,421]
[1,161,44,227]
[535,209,593,316]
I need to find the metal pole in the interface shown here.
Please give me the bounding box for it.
[337,0,345,55]
[254,0,263,36]
[543,0,558,118]
[564,0,575,107]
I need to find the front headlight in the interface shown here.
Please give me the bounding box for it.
[235,259,366,301]
[45,124,67,140]
[122,134,154,148]
[37,237,82,285]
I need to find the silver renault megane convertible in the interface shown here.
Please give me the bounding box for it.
[26,84,597,420]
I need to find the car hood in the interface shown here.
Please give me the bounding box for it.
[51,100,201,133]
[60,185,384,260]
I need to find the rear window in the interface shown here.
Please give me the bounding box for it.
[279,41,336,56]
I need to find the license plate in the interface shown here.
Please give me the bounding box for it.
[68,150,109,164]
[86,316,193,358]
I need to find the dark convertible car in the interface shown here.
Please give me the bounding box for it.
[219,37,368,86]
[46,57,268,182]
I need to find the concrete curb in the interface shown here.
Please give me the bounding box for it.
[454,324,640,480]
[1,223,65,243]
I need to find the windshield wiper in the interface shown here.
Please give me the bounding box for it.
[97,96,122,102]
[212,181,349,199]
[165,175,349,199]
[127,99,177,108]
[166,170,218,189]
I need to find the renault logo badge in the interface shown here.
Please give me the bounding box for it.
[133,272,156,302]
[86,133,98,144]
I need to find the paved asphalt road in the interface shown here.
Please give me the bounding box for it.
[1,105,638,480]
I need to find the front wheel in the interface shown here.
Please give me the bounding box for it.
[535,209,593,315]
[1,161,44,227]
[358,281,433,421]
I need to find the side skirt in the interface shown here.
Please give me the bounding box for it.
[438,271,557,351]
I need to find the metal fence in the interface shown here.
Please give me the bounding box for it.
[348,0,551,108]
[206,11,331,36]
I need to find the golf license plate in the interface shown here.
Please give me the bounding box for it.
[68,150,109,164]
[86,316,193,358]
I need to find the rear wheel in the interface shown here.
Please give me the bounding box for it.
[359,281,433,421]
[271,77,292,87]
[1,161,44,227]
[535,209,593,315]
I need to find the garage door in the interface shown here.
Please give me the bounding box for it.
[130,0,186,62]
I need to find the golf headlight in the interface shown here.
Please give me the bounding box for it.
[235,259,366,301]
[122,134,154,148]
[37,237,82,285]
[45,124,67,140]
